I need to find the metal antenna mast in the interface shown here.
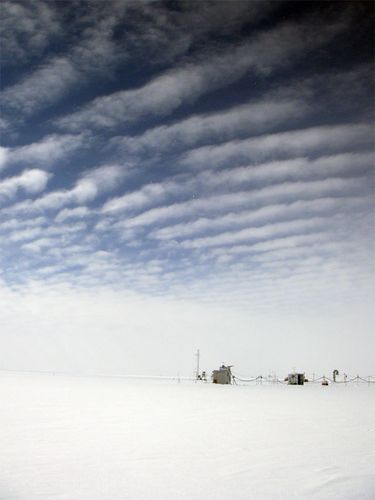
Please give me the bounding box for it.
[195,349,200,380]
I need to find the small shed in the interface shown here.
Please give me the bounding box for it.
[288,372,305,385]
[212,365,232,384]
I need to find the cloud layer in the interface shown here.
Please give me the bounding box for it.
[0,1,373,374]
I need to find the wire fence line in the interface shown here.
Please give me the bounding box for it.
[232,373,375,385]
[232,375,261,383]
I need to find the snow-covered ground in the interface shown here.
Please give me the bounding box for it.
[0,372,374,500]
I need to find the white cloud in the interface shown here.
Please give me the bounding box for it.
[116,97,308,155]
[1,58,79,116]
[209,233,330,258]
[111,64,372,161]
[82,165,126,192]
[0,169,50,202]
[150,196,369,241]
[69,164,125,205]
[0,0,61,65]
[21,237,58,252]
[129,0,275,66]
[0,134,86,171]
[55,207,90,223]
[198,152,373,188]
[181,124,373,167]
[1,3,134,116]
[0,216,46,232]
[47,222,87,236]
[56,17,347,131]
[103,150,373,218]
[180,217,327,249]
[102,178,189,214]
[5,221,83,244]
[250,242,345,264]
[12,222,87,249]
[5,165,124,214]
[9,226,43,242]
[0,1,277,125]
[117,176,368,230]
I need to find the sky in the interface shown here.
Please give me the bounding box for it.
[0,0,374,377]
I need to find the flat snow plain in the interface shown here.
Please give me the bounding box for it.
[0,372,374,500]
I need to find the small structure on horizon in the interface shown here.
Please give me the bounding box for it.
[287,372,305,385]
[197,370,207,382]
[212,364,233,384]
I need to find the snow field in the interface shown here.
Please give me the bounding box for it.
[0,372,374,499]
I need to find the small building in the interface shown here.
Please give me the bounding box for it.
[287,372,305,385]
[212,365,232,384]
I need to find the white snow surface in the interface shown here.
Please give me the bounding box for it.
[0,372,374,500]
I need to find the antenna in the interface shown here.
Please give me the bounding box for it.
[195,349,200,380]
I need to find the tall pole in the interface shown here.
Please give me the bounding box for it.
[195,349,200,380]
